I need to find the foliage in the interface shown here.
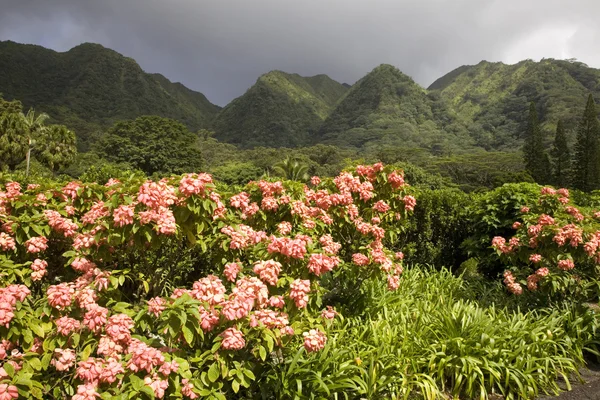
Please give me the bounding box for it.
[491,186,600,302]
[94,116,203,176]
[523,102,548,183]
[462,182,541,277]
[573,94,600,192]
[254,268,600,399]
[552,120,572,187]
[401,188,472,269]
[0,100,77,173]
[0,163,414,399]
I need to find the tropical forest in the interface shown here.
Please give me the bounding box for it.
[3,39,600,400]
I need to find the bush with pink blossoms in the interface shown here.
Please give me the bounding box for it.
[489,185,600,300]
[0,163,414,398]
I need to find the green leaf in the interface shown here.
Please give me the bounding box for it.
[182,325,194,345]
[259,346,267,361]
[208,363,220,383]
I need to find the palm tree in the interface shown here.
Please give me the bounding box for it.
[272,157,310,182]
[34,125,77,172]
[19,110,49,176]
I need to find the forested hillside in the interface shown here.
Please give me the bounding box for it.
[212,71,347,148]
[429,58,600,150]
[0,41,220,150]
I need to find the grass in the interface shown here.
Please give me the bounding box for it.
[255,267,600,399]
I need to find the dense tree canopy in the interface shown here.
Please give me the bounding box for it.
[95,115,203,176]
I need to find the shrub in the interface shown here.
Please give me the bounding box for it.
[490,186,600,303]
[0,163,413,398]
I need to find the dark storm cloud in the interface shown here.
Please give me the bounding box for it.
[1,0,599,105]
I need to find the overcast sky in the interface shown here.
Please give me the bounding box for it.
[2,0,599,105]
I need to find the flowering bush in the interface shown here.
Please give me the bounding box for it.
[491,186,600,299]
[0,163,413,398]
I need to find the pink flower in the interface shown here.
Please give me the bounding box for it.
[387,275,400,290]
[47,283,74,310]
[268,296,285,309]
[538,214,555,226]
[303,329,327,352]
[137,181,177,208]
[541,187,557,195]
[105,314,134,344]
[536,267,550,277]
[51,348,76,371]
[113,205,135,227]
[307,254,340,276]
[321,306,338,320]
[199,306,220,332]
[521,206,530,213]
[289,279,311,308]
[24,236,48,253]
[352,253,370,266]
[0,384,19,400]
[310,176,321,186]
[182,379,198,399]
[403,195,416,212]
[81,201,109,225]
[529,254,542,263]
[72,384,100,400]
[148,297,167,317]
[127,339,165,373]
[0,233,16,251]
[558,259,575,271]
[83,304,108,332]
[31,259,48,281]
[144,375,169,399]
[224,262,242,282]
[56,316,81,336]
[253,260,282,285]
[191,275,226,305]
[388,170,405,189]
[512,222,522,230]
[373,200,390,213]
[179,173,213,197]
[220,327,245,350]
[277,221,292,235]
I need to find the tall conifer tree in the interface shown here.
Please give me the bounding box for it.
[523,102,546,182]
[573,94,600,191]
[551,120,571,187]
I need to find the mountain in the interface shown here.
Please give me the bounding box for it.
[429,59,600,150]
[317,64,475,156]
[0,41,220,150]
[212,70,348,148]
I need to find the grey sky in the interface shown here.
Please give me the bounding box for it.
[1,0,599,106]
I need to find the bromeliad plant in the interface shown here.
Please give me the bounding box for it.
[0,163,414,399]
[491,186,600,300]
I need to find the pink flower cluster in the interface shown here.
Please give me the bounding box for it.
[253,260,282,285]
[289,279,311,308]
[307,254,340,276]
[503,271,523,295]
[0,285,30,327]
[222,225,266,249]
[113,204,135,227]
[24,236,48,253]
[31,258,48,281]
[44,210,78,237]
[179,173,213,197]
[0,233,15,251]
[302,329,327,352]
[220,327,245,350]
[267,235,309,259]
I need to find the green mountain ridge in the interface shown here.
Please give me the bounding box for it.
[317,64,476,156]
[429,58,600,150]
[212,70,348,148]
[3,40,600,160]
[0,40,220,150]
